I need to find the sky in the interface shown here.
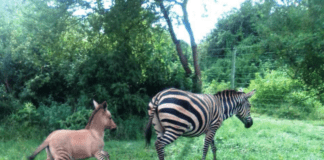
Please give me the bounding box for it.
[173,0,247,44]
[73,0,248,44]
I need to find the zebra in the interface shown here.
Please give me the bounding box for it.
[145,88,256,160]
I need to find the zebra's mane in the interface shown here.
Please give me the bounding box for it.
[85,106,104,129]
[214,89,244,96]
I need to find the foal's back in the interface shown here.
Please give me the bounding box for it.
[46,129,103,159]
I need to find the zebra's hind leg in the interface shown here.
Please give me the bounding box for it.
[211,139,217,160]
[155,130,180,160]
[202,130,216,160]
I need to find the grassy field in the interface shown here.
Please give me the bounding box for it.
[1,115,323,160]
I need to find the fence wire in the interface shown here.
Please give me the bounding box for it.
[200,45,312,110]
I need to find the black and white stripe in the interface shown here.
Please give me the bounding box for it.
[94,150,110,160]
[145,88,255,160]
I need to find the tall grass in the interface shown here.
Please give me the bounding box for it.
[1,115,323,160]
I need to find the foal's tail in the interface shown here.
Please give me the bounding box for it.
[27,138,50,160]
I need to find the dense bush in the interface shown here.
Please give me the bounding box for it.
[247,70,324,120]
[0,102,47,141]
[8,102,41,128]
[106,116,147,141]
[202,79,231,94]
[59,107,92,130]
[38,102,72,132]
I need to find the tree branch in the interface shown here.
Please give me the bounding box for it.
[155,0,192,75]
[179,0,201,91]
[180,0,195,46]
[156,0,178,44]
[168,0,182,5]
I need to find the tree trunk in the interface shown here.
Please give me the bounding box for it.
[156,0,192,76]
[2,78,11,93]
[180,0,201,92]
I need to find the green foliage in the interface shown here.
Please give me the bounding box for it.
[199,0,324,121]
[37,102,72,132]
[107,116,147,141]
[0,102,47,140]
[253,0,324,96]
[59,107,92,130]
[8,102,40,128]
[203,80,231,94]
[201,54,231,84]
[248,70,324,120]
[0,94,21,120]
[205,0,260,56]
[109,83,150,118]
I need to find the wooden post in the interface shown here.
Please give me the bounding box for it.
[231,48,236,89]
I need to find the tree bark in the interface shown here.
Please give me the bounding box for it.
[156,0,192,76]
[180,0,201,92]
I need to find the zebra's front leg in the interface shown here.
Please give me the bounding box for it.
[202,130,216,160]
[94,150,110,160]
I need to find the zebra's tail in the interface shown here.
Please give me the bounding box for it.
[145,111,153,146]
[27,138,50,160]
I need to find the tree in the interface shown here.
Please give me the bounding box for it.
[256,0,324,98]
[155,0,201,92]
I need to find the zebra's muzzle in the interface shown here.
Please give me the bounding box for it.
[244,118,253,128]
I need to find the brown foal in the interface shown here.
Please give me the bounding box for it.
[28,100,117,160]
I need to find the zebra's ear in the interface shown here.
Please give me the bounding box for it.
[93,100,99,109]
[246,89,256,98]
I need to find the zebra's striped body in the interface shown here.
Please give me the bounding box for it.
[145,88,255,160]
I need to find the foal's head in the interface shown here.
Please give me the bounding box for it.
[236,89,256,128]
[86,100,117,131]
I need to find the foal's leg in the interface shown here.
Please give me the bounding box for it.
[94,150,110,160]
[101,150,110,160]
[155,130,180,160]
[202,130,216,160]
[45,146,54,160]
[47,146,72,160]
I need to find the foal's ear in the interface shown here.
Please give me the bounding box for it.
[93,100,99,109]
[245,89,256,98]
[102,101,107,109]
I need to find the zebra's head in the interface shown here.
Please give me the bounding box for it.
[236,89,256,128]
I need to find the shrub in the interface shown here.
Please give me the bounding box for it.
[203,80,231,94]
[109,83,150,118]
[37,102,72,132]
[0,94,21,120]
[247,70,324,120]
[8,102,40,128]
[106,116,147,140]
[59,107,92,130]
[1,102,47,140]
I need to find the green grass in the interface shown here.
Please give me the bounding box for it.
[1,115,323,160]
